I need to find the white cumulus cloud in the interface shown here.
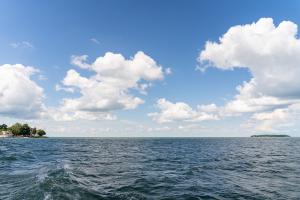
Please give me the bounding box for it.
[56,51,165,120]
[0,64,45,119]
[200,17,300,98]
[149,98,219,123]
[199,18,300,132]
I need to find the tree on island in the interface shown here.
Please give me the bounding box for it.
[37,129,46,137]
[20,124,31,136]
[0,124,8,131]
[31,127,37,136]
[2,123,47,137]
[9,123,23,135]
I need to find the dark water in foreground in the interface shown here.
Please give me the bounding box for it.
[0,138,300,200]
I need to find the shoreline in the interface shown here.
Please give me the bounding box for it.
[0,136,48,139]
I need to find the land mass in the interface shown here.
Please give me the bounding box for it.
[251,134,290,138]
[0,123,46,138]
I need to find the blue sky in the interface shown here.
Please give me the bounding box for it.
[1,0,300,137]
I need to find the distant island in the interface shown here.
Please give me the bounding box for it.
[251,134,290,138]
[0,123,46,138]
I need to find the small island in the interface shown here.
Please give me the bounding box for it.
[0,123,46,138]
[251,134,290,138]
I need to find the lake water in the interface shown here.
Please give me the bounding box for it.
[0,138,299,199]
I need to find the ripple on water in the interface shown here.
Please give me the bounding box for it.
[0,138,300,200]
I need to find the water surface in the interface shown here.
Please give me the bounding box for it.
[0,138,299,199]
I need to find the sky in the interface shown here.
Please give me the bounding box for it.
[1,0,300,137]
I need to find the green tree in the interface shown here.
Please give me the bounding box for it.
[30,127,37,136]
[0,124,8,131]
[9,123,22,136]
[20,124,31,136]
[37,129,46,137]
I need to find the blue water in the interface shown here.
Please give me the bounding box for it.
[0,138,300,200]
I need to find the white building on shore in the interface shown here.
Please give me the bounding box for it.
[0,130,13,138]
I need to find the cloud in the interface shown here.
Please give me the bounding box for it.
[10,41,34,49]
[223,79,297,115]
[199,18,300,132]
[38,74,47,81]
[48,107,117,121]
[55,84,75,93]
[244,102,300,132]
[149,98,219,123]
[147,126,171,132]
[251,109,289,132]
[70,55,91,69]
[165,67,172,75]
[90,38,100,45]
[200,18,300,99]
[0,64,45,118]
[56,51,165,120]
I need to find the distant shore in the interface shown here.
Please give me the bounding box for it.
[0,135,48,139]
[13,136,48,138]
[251,134,290,138]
